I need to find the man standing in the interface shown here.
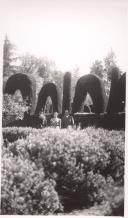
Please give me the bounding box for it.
[61,110,74,128]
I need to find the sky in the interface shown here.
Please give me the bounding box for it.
[0,0,128,74]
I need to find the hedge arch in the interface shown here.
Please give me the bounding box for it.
[107,71,126,113]
[106,67,121,113]
[35,83,61,114]
[4,73,36,114]
[72,74,107,113]
[62,72,71,114]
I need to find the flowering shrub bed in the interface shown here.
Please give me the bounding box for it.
[1,154,62,215]
[2,94,28,127]
[2,127,125,214]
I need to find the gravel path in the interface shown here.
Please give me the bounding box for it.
[58,204,110,216]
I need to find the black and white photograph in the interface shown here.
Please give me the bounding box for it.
[0,0,127,216]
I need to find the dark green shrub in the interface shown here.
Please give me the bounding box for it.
[2,127,33,143]
[98,112,125,130]
[4,73,37,114]
[72,74,107,113]
[113,73,126,113]
[2,127,124,212]
[35,83,62,114]
[1,154,62,215]
[62,72,71,114]
[73,112,125,130]
[106,67,121,113]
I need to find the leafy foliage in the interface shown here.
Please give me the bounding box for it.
[3,35,17,78]
[2,93,28,126]
[2,127,124,214]
[1,155,61,215]
[90,60,104,79]
[104,49,118,81]
[90,50,121,97]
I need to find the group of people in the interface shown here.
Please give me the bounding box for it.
[39,110,74,129]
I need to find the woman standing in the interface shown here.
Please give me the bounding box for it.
[50,112,61,129]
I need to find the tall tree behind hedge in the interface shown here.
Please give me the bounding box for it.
[90,60,104,79]
[90,49,120,97]
[3,35,17,78]
[71,67,81,102]
[104,49,117,81]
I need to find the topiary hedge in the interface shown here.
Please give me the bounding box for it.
[73,112,125,130]
[35,83,62,114]
[2,127,124,214]
[62,72,71,114]
[4,73,37,114]
[113,72,126,113]
[72,74,107,114]
[106,67,123,113]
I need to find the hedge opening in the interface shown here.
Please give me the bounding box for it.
[35,83,62,114]
[4,73,36,114]
[72,74,107,113]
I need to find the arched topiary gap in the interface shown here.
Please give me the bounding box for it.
[72,74,107,113]
[44,96,53,113]
[106,67,121,113]
[62,72,71,114]
[35,83,61,114]
[4,73,36,114]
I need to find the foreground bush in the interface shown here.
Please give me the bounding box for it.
[2,127,125,214]
[1,154,62,215]
[3,127,35,143]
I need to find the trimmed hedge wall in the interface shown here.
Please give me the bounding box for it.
[113,73,126,113]
[62,72,71,114]
[73,112,125,130]
[4,73,37,114]
[72,74,107,113]
[106,67,123,113]
[2,127,124,214]
[35,83,61,114]
[6,114,53,129]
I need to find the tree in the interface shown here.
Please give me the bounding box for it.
[3,35,17,78]
[18,55,52,97]
[90,60,104,79]
[104,49,117,81]
[37,57,56,82]
[90,49,121,97]
[18,54,39,75]
[17,54,64,113]
[71,66,81,102]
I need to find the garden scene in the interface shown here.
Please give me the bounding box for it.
[1,0,126,216]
